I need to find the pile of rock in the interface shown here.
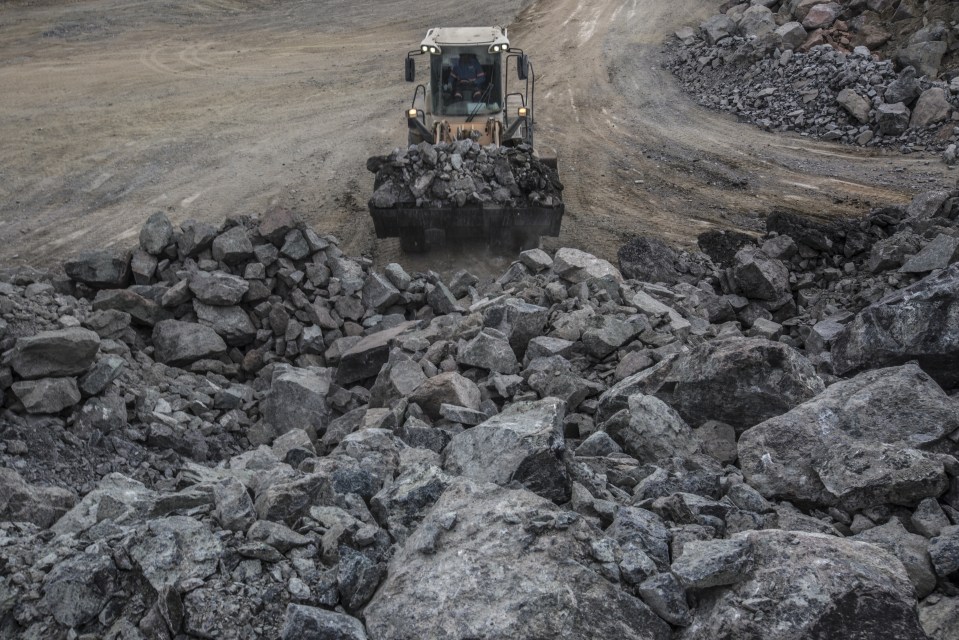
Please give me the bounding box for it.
[367,141,564,209]
[667,1,959,154]
[1,200,958,638]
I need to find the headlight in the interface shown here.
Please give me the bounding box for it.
[518,107,528,118]
[492,45,500,52]
[408,109,418,119]
[429,46,438,54]
[421,45,428,53]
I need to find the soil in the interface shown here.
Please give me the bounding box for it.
[0,0,953,280]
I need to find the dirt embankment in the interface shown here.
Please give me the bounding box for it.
[0,0,953,280]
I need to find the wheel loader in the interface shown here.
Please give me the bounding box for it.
[367,26,564,252]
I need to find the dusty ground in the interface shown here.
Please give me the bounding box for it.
[0,0,952,279]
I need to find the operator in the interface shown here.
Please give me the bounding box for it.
[450,53,486,101]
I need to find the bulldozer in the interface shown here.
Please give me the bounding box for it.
[367,26,564,252]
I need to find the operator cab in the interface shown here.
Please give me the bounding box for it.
[431,48,502,116]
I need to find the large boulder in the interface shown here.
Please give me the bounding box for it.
[877,102,911,136]
[732,246,790,301]
[617,236,682,285]
[552,248,623,283]
[364,479,671,640]
[9,327,100,379]
[831,263,959,389]
[680,530,928,640]
[335,321,417,385]
[897,40,947,79]
[700,14,736,45]
[837,88,872,123]
[280,605,367,640]
[802,2,840,29]
[64,249,131,288]
[853,519,938,599]
[193,302,256,346]
[41,550,117,627]
[0,468,75,528]
[910,87,952,128]
[738,364,956,509]
[604,394,699,464]
[444,398,570,503]
[776,21,808,49]
[740,5,776,37]
[139,211,174,255]
[12,377,82,414]
[189,271,249,305]
[262,367,333,440]
[409,371,481,419]
[669,337,824,433]
[152,320,228,366]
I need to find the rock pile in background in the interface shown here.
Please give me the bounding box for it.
[666,0,959,157]
[1,200,958,638]
[367,141,564,209]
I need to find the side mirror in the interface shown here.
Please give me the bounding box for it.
[405,57,415,82]
[517,54,529,81]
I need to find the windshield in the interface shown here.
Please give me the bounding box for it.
[430,47,502,117]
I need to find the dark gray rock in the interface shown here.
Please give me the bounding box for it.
[152,320,228,366]
[732,246,789,301]
[336,321,417,385]
[262,367,332,440]
[444,398,570,503]
[78,354,125,396]
[140,211,174,255]
[670,337,824,433]
[130,516,223,591]
[0,467,75,528]
[410,370,481,419]
[900,233,959,274]
[362,272,402,312]
[604,394,698,464]
[178,219,218,258]
[739,365,955,510]
[456,330,519,374]
[41,550,117,627]
[64,249,131,288]
[637,572,691,627]
[281,604,368,640]
[213,476,256,532]
[483,297,549,355]
[853,519,937,598]
[832,264,959,389]
[193,301,256,346]
[929,525,959,578]
[680,530,928,640]
[12,377,81,413]
[671,538,753,589]
[189,271,250,305]
[9,327,100,379]
[364,479,671,640]
[211,225,254,264]
[618,236,682,284]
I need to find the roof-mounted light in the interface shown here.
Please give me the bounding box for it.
[421,45,429,53]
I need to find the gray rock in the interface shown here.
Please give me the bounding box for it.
[12,377,81,413]
[336,321,417,385]
[832,264,959,389]
[371,462,454,542]
[281,604,368,640]
[78,354,125,396]
[384,262,411,290]
[920,595,959,640]
[369,352,427,408]
[280,229,310,260]
[897,40,947,79]
[456,330,519,374]
[885,66,921,105]
[739,5,777,37]
[618,236,682,284]
[213,476,256,532]
[929,525,959,577]
[553,247,623,283]
[263,367,332,440]
[140,211,174,255]
[582,315,639,358]
[194,301,256,346]
[910,87,952,128]
[575,431,622,457]
[338,546,386,612]
[426,277,460,314]
[775,21,807,49]
[853,519,937,598]
[837,88,872,123]
[131,248,158,284]
[189,271,250,305]
[802,2,840,29]
[130,516,223,591]
[739,364,955,510]
[694,420,738,465]
[0,467,75,528]
[637,572,691,626]
[444,398,570,503]
[362,272,402,312]
[877,102,911,136]
[152,320,228,366]
[255,473,334,523]
[672,538,753,589]
[605,394,698,464]
[247,520,312,552]
[64,249,131,288]
[519,248,553,271]
[670,337,824,433]
[900,233,959,273]
[700,14,737,45]
[364,479,671,640]
[41,550,117,627]
[680,530,928,640]
[93,288,168,326]
[607,506,673,570]
[259,206,298,245]
[410,370,481,419]
[9,327,100,379]
[178,219,218,257]
[911,497,951,538]
[211,225,254,264]
[439,403,488,425]
[732,246,789,301]
[483,297,549,355]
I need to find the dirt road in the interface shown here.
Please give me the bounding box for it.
[0,0,951,277]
